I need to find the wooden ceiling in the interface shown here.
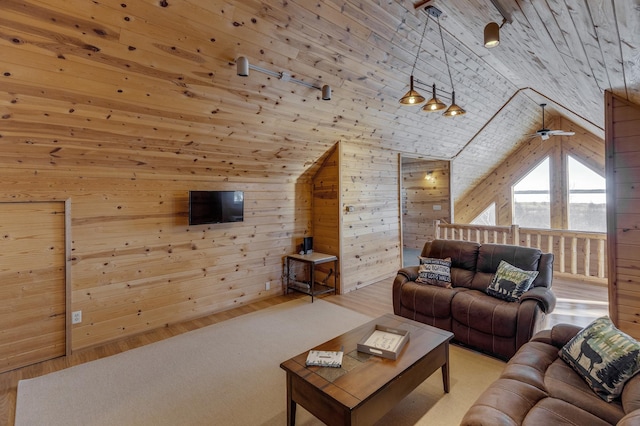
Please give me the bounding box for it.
[1,0,638,199]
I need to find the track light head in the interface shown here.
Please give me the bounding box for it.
[484,22,500,48]
[322,85,331,101]
[236,56,249,77]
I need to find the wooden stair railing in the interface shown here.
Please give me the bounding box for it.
[434,221,607,281]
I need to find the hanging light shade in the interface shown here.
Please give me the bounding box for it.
[423,84,446,111]
[443,91,466,116]
[399,75,425,105]
[484,22,500,48]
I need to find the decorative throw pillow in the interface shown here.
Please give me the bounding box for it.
[559,316,640,402]
[486,260,538,302]
[416,257,452,288]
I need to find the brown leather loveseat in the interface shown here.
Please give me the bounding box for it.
[462,324,640,425]
[393,239,555,359]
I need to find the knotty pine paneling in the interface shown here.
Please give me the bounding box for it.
[401,158,451,250]
[68,181,310,349]
[340,145,400,293]
[606,91,640,338]
[455,117,605,228]
[0,202,66,372]
[312,143,340,291]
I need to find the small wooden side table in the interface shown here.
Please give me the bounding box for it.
[285,252,338,302]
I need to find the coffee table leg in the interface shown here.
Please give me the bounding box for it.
[286,373,296,426]
[442,344,450,393]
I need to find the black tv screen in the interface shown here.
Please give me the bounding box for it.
[189,191,244,225]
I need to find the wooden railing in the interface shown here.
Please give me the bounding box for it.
[434,221,608,281]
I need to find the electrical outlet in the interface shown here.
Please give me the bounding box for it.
[265,281,271,290]
[72,310,82,324]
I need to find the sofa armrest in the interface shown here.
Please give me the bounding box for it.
[396,266,419,282]
[617,410,640,426]
[392,266,419,315]
[549,323,583,347]
[529,323,582,347]
[520,286,556,314]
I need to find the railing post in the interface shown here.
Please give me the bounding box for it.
[598,239,605,278]
[571,237,578,275]
[584,238,591,277]
[435,220,441,240]
[511,224,520,246]
[560,237,566,273]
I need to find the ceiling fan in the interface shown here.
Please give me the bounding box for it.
[529,103,575,140]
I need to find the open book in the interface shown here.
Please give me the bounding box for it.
[305,350,343,368]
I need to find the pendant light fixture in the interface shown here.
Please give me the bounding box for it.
[435,12,465,117]
[399,19,429,105]
[423,83,446,111]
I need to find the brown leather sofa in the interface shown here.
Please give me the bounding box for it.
[393,239,555,359]
[462,324,640,425]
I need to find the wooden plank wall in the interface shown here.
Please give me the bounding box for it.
[312,144,341,291]
[0,0,406,352]
[340,145,400,292]
[0,202,66,372]
[606,91,640,337]
[455,117,605,228]
[401,158,451,250]
[70,180,310,349]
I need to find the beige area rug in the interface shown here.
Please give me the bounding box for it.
[15,299,505,425]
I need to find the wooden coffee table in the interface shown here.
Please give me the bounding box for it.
[280,313,454,426]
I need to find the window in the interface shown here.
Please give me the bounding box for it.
[513,157,550,228]
[471,202,496,226]
[568,156,606,232]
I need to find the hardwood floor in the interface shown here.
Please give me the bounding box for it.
[0,275,607,425]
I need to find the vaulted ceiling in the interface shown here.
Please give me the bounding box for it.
[1,0,638,200]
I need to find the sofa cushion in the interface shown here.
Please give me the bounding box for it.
[472,244,541,290]
[423,240,479,288]
[524,397,616,426]
[486,260,538,302]
[451,290,519,337]
[560,316,640,402]
[397,281,462,320]
[416,257,452,287]
[622,374,640,414]
[545,358,625,424]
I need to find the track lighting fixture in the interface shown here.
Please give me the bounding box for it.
[484,21,501,48]
[484,0,510,48]
[235,56,331,101]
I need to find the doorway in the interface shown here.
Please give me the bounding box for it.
[399,155,452,267]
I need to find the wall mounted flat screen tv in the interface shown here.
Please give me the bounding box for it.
[189,191,244,225]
